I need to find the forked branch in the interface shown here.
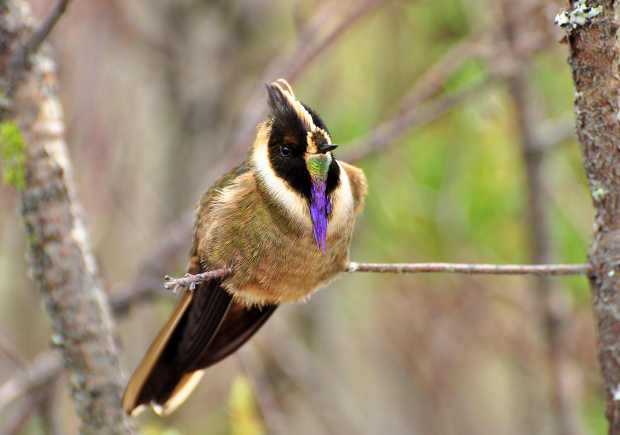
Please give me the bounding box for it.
[7,0,71,94]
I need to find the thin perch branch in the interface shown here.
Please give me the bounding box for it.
[345,262,590,276]
[394,34,485,111]
[0,258,591,415]
[163,267,232,291]
[231,0,385,148]
[0,352,61,412]
[163,263,590,291]
[342,78,494,162]
[19,0,69,54]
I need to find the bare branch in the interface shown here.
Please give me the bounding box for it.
[341,79,495,162]
[395,35,486,110]
[36,382,64,435]
[262,321,367,432]
[100,5,521,329]
[163,267,232,291]
[535,115,576,151]
[7,0,71,94]
[1,386,54,435]
[20,0,69,55]
[231,0,385,148]
[0,328,27,368]
[0,256,591,416]
[339,2,557,165]
[236,352,290,435]
[110,211,194,315]
[162,263,590,292]
[335,30,489,163]
[0,352,61,411]
[345,262,590,276]
[502,2,583,433]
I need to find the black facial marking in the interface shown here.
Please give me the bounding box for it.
[265,85,340,201]
[326,157,340,196]
[301,103,330,136]
[268,121,312,200]
[302,103,340,196]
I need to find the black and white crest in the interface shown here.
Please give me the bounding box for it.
[263,80,339,201]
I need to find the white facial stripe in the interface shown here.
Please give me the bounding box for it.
[306,128,333,154]
[253,119,352,239]
[316,127,332,144]
[252,131,312,228]
[328,162,354,236]
[270,80,322,137]
[294,100,316,132]
[274,79,295,96]
[212,176,243,210]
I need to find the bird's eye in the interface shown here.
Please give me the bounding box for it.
[280,145,292,157]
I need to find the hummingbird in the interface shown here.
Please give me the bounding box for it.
[122,79,367,416]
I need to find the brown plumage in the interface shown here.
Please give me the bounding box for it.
[122,80,367,416]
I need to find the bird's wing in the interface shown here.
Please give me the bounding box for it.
[123,276,277,416]
[339,161,368,213]
[122,277,233,416]
[196,301,277,369]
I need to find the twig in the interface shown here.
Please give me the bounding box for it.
[236,351,289,435]
[0,328,27,368]
[535,115,576,151]
[19,0,69,55]
[106,2,381,300]
[0,352,61,411]
[341,78,494,162]
[336,33,488,163]
[339,3,556,165]
[37,381,63,435]
[263,321,366,434]
[231,0,385,149]
[163,267,232,291]
[345,262,590,276]
[2,400,36,435]
[162,263,590,291]
[7,0,71,94]
[110,211,194,315]
[0,257,590,416]
[1,386,53,435]
[395,35,485,110]
[502,2,583,433]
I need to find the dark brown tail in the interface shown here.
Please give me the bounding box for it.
[122,279,277,416]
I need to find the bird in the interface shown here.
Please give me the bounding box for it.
[122,78,367,416]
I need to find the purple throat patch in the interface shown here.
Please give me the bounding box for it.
[310,181,332,253]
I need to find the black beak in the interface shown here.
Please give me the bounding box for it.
[319,144,338,153]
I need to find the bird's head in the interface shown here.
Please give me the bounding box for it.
[252,79,340,253]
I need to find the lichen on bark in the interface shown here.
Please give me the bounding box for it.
[567,0,620,432]
[0,120,26,189]
[1,1,134,433]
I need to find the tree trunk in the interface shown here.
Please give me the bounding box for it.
[1,2,133,433]
[567,0,620,433]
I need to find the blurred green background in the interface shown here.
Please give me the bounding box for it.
[0,0,600,434]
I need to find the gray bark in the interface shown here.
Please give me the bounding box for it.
[567,0,620,433]
[1,2,133,433]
